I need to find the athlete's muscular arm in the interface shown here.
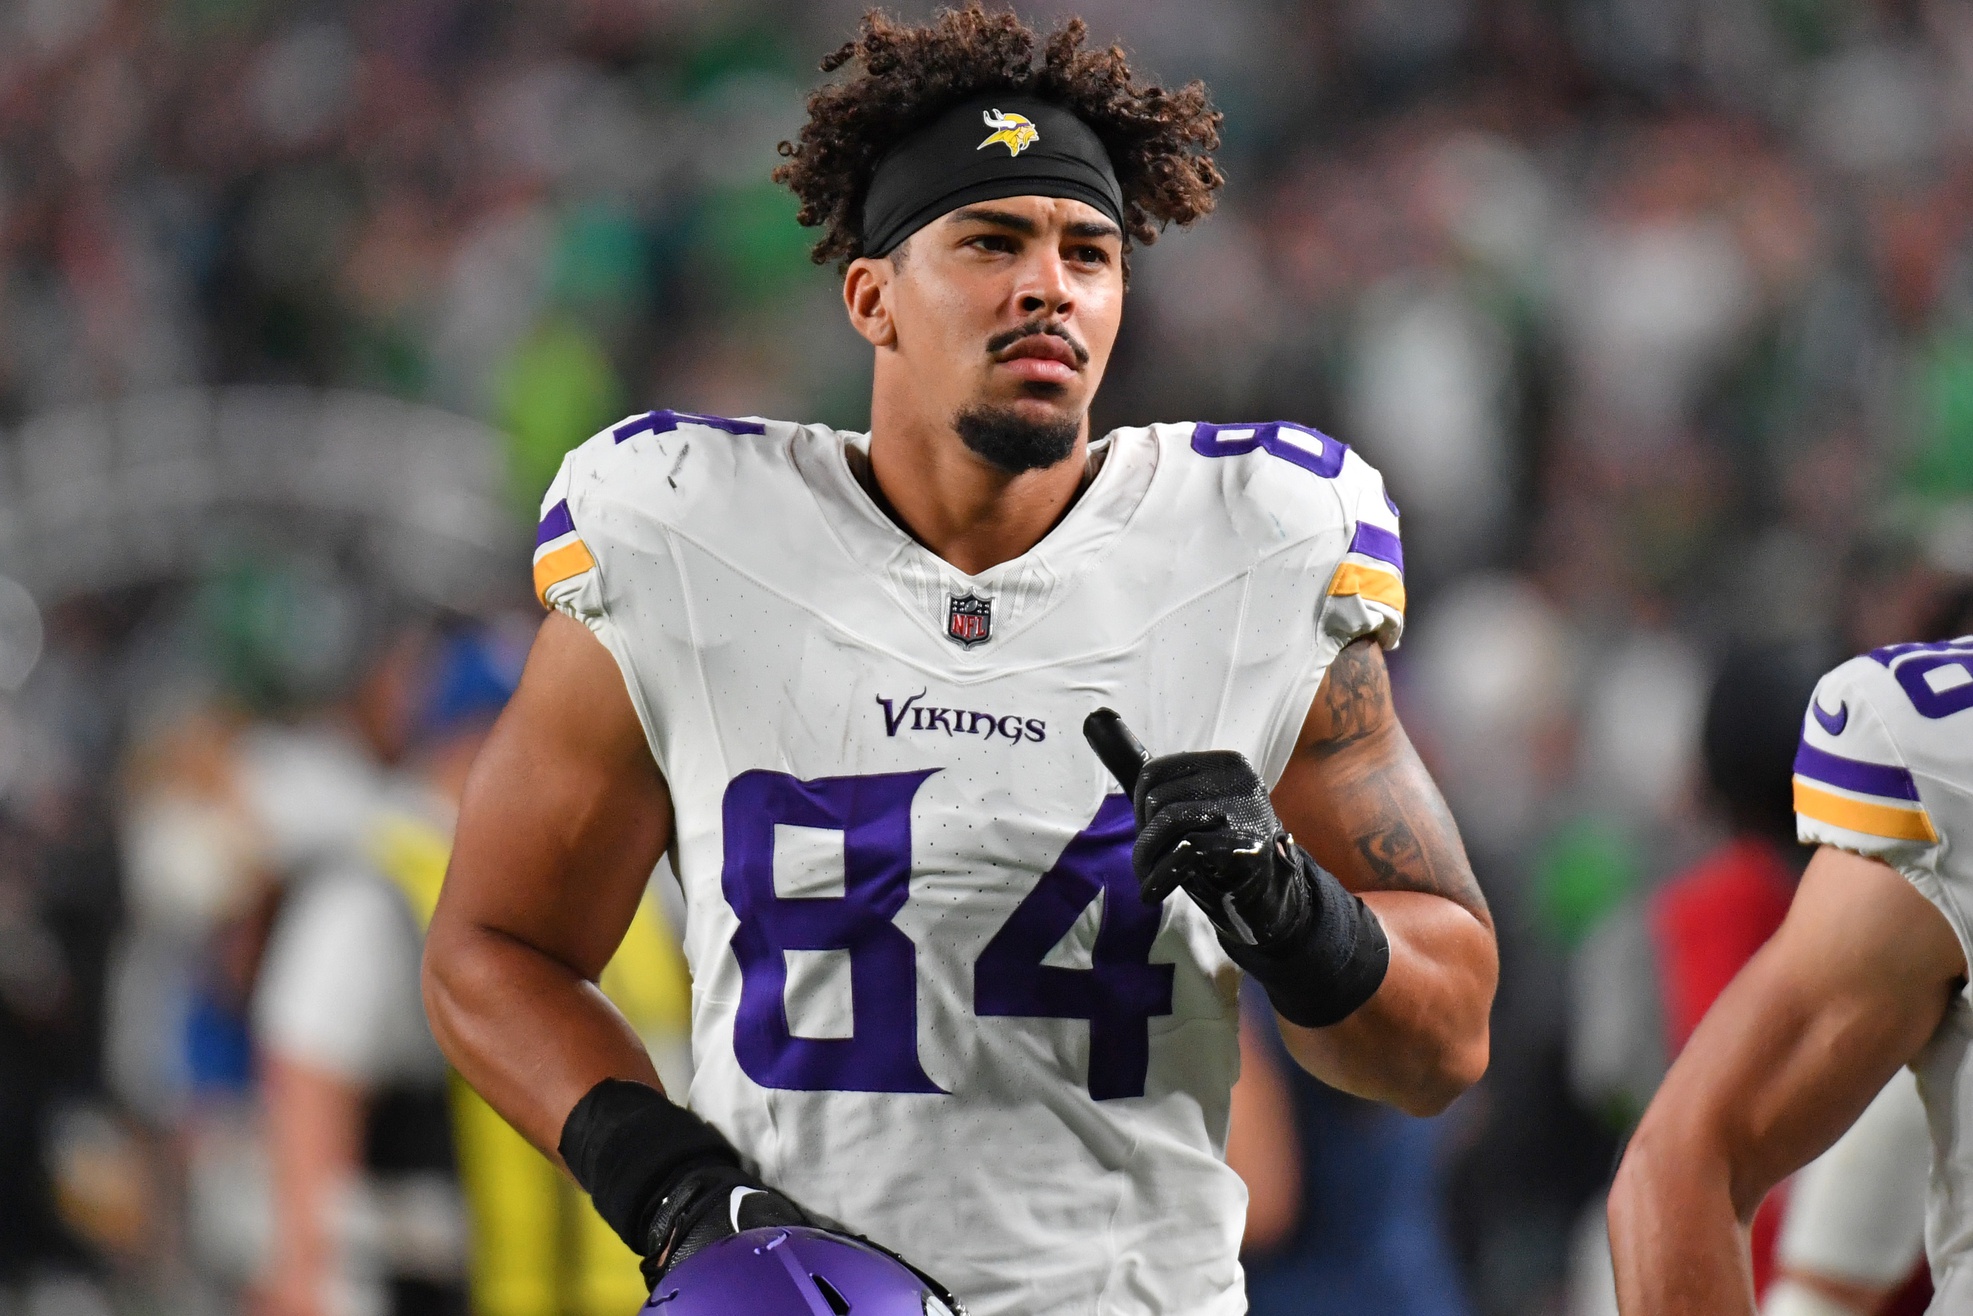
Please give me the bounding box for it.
[422,611,674,1157]
[1607,846,1964,1315]
[425,616,967,1300]
[1267,637,1496,1115]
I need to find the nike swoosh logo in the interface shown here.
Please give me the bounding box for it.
[730,1186,764,1233]
[1813,700,1849,736]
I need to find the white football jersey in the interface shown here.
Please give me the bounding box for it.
[533,411,1405,1316]
[1793,639,1973,1313]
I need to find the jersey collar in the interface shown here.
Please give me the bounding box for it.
[796,425,1158,654]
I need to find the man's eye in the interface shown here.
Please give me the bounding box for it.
[969,234,1016,253]
[1071,245,1110,265]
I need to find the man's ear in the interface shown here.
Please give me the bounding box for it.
[843,255,897,349]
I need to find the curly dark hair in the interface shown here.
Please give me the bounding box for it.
[773,4,1224,273]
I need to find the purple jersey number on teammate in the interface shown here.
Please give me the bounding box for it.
[1871,639,1973,720]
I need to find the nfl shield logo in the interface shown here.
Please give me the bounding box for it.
[947,593,992,648]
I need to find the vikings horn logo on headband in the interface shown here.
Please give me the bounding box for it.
[978,109,1039,156]
[861,97,1121,255]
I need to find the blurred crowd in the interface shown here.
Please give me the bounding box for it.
[5,0,1973,1314]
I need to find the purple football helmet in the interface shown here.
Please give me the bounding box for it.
[641,1227,964,1316]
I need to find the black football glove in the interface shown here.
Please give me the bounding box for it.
[640,1162,824,1286]
[643,1163,967,1311]
[560,1079,830,1288]
[1117,739,1390,1027]
[1130,749,1317,950]
[558,1080,966,1306]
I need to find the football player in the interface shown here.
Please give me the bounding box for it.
[421,8,1498,1313]
[1609,635,1973,1314]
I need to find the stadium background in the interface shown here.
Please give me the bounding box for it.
[3,0,1973,1313]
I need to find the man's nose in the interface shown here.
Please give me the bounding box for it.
[1015,248,1074,319]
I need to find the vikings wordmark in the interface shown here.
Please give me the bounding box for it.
[876,691,1047,744]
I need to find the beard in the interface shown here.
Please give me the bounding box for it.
[954,403,1081,475]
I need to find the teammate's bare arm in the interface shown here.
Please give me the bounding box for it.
[1269,636,1496,1114]
[422,611,673,1156]
[1607,845,1965,1314]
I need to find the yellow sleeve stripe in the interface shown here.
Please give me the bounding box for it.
[532,538,596,605]
[1329,562,1406,614]
[1793,779,1939,843]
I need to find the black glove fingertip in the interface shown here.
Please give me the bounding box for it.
[1131,806,1226,878]
[1140,865,1184,905]
[1141,841,1211,905]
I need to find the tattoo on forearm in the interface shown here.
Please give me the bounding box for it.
[1356,806,1427,887]
[1312,638,1391,759]
[1301,638,1490,923]
[1352,783,1489,921]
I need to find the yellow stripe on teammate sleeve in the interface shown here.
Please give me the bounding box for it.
[1328,562,1406,614]
[533,538,597,605]
[1794,779,1940,843]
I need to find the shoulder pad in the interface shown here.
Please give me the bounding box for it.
[605,409,768,444]
[1177,420,1404,649]
[1793,650,1953,859]
[530,409,781,613]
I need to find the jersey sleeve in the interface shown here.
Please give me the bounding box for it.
[531,431,611,623]
[1316,447,1405,652]
[1793,660,1943,871]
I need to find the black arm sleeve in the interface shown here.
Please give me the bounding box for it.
[558,1078,741,1252]
[1220,843,1390,1027]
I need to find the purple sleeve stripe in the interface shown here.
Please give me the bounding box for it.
[536,499,575,547]
[1347,522,1404,573]
[1792,741,1920,802]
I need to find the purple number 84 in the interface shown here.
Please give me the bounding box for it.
[721,771,1174,1101]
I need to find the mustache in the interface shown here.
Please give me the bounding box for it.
[986,319,1090,366]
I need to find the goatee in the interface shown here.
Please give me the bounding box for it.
[954,404,1080,475]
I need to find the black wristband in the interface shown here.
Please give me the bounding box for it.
[558,1078,741,1253]
[1221,844,1390,1028]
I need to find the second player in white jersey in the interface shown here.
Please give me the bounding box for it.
[1790,641,1973,1310]
[532,410,1404,1313]
[1611,637,1973,1313]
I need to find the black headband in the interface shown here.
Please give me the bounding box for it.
[859,95,1125,257]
